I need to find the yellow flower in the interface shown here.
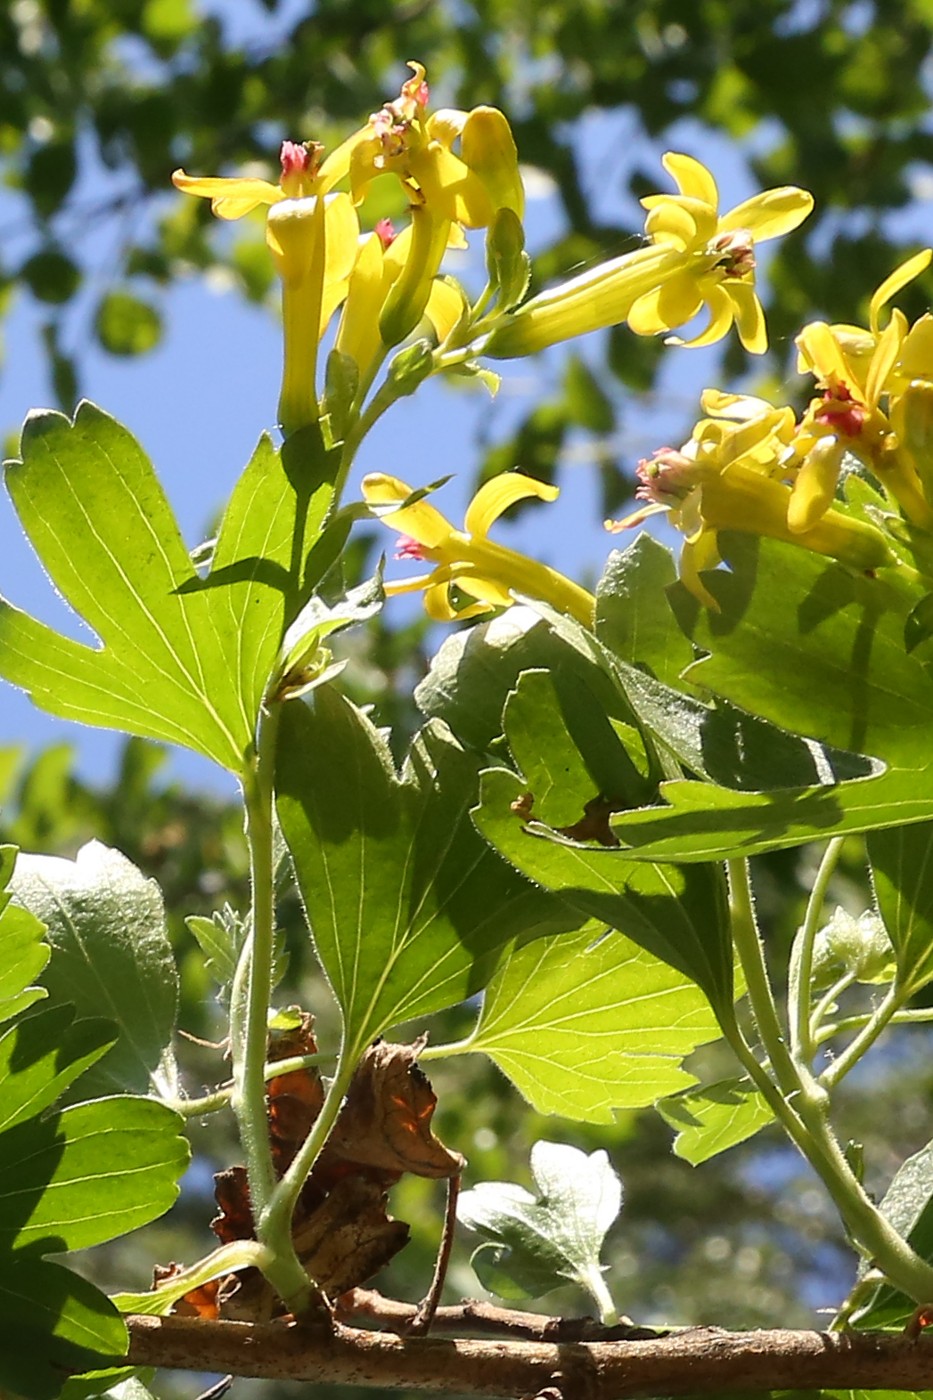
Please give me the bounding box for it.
[348,63,523,229]
[792,249,933,531]
[362,472,595,625]
[482,153,813,359]
[335,221,465,393]
[607,395,891,608]
[174,140,361,435]
[630,153,813,352]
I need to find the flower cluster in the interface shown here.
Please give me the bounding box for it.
[175,66,824,624]
[609,250,933,606]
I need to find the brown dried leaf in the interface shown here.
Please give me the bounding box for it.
[323,1038,465,1181]
[153,1262,221,1320]
[292,1175,410,1296]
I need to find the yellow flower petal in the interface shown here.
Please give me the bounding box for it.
[641,200,701,252]
[864,311,905,409]
[361,473,452,549]
[464,472,560,539]
[172,169,282,219]
[460,106,524,218]
[870,249,933,334]
[662,152,719,208]
[424,276,467,342]
[899,314,933,380]
[634,275,705,336]
[718,186,814,241]
[726,281,767,354]
[787,436,845,533]
[667,284,734,349]
[796,320,852,385]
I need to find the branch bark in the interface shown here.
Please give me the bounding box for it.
[128,1314,933,1398]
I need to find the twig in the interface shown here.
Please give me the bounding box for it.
[407,1174,461,1336]
[335,1290,661,1342]
[127,1314,933,1398]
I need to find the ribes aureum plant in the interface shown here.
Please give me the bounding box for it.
[4,58,933,1400]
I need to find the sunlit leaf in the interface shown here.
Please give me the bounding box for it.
[0,845,48,1024]
[0,404,335,773]
[657,1076,774,1164]
[459,1140,621,1306]
[475,766,733,1014]
[464,920,722,1121]
[275,687,578,1057]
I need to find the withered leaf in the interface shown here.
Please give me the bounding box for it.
[323,1038,465,1180]
[292,1175,410,1296]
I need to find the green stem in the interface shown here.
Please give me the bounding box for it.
[168,1051,333,1120]
[722,859,933,1303]
[720,1009,933,1304]
[809,970,857,1043]
[229,702,282,1220]
[727,859,800,1098]
[256,1044,361,1313]
[789,837,845,1064]
[819,984,904,1088]
[816,1004,933,1046]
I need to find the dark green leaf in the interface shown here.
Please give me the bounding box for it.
[0,1097,189,1251]
[596,535,695,689]
[275,688,578,1056]
[11,842,178,1097]
[0,1005,116,1133]
[611,535,933,860]
[20,250,81,305]
[0,1256,126,1400]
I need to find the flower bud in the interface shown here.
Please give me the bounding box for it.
[461,106,524,219]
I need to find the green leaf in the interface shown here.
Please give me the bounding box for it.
[868,822,933,996]
[610,534,933,861]
[0,1256,127,1400]
[94,291,162,356]
[0,845,48,1023]
[465,920,722,1122]
[596,534,696,690]
[849,1139,933,1329]
[503,668,652,822]
[275,688,578,1055]
[11,841,178,1097]
[0,404,334,773]
[0,1096,189,1251]
[657,1076,774,1164]
[459,1140,621,1306]
[475,766,733,1014]
[0,1005,116,1133]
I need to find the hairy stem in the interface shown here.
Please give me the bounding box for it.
[789,837,845,1064]
[819,984,903,1088]
[726,859,800,1098]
